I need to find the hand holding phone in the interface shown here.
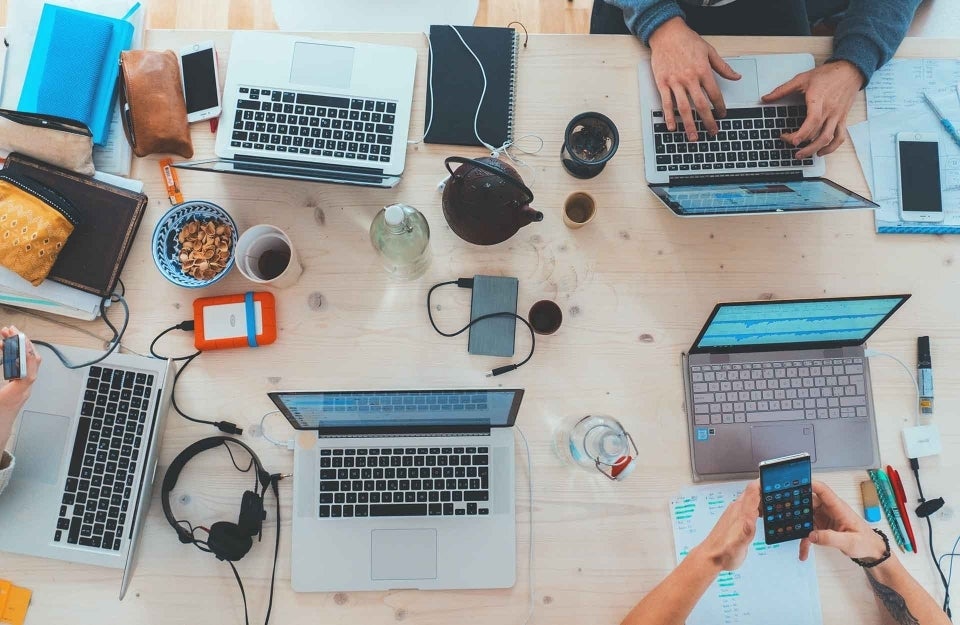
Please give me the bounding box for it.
[759,453,813,544]
[896,132,944,223]
[179,41,222,123]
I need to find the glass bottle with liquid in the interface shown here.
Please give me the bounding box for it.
[369,203,431,280]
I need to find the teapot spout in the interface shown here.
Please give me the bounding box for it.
[521,206,544,225]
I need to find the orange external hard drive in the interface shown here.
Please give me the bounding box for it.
[193,292,277,351]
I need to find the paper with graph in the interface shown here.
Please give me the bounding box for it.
[670,481,822,625]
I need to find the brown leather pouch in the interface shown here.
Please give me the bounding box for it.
[0,171,80,286]
[118,50,193,158]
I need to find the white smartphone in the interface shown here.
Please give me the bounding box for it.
[179,41,222,123]
[896,131,944,223]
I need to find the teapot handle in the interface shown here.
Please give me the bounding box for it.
[444,156,535,205]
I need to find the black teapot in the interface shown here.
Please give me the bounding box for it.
[441,156,543,246]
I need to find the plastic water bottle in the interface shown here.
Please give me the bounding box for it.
[554,415,637,480]
[369,203,431,280]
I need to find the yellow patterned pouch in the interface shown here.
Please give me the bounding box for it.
[0,172,80,286]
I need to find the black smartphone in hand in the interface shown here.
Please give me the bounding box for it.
[760,452,813,545]
[2,333,27,380]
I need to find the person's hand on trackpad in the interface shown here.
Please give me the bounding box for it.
[649,17,742,141]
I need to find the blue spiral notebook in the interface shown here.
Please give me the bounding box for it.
[18,4,137,145]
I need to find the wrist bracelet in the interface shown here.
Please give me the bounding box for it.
[851,528,892,568]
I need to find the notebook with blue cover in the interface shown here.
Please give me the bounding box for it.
[18,4,136,145]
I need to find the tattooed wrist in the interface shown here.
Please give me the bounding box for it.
[866,569,920,625]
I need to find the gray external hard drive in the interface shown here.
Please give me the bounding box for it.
[468,275,518,357]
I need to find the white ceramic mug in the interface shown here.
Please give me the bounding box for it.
[235,224,303,288]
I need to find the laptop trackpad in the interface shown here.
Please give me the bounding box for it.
[751,423,816,465]
[13,411,71,485]
[290,42,355,89]
[371,529,438,581]
[717,58,760,104]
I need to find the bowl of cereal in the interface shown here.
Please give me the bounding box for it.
[152,201,238,288]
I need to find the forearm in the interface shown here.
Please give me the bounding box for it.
[866,557,950,625]
[602,0,684,45]
[830,0,922,84]
[621,547,721,625]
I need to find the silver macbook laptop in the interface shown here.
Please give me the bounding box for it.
[175,32,417,188]
[638,53,878,216]
[0,344,174,599]
[682,295,910,481]
[269,389,522,592]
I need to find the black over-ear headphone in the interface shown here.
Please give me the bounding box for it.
[161,436,282,625]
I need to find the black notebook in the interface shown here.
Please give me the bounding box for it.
[424,25,518,148]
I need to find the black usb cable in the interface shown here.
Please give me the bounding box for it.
[150,321,242,435]
[910,456,951,618]
[427,278,535,376]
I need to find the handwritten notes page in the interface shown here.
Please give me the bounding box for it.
[670,481,822,625]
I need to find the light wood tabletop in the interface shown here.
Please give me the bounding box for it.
[1,29,959,625]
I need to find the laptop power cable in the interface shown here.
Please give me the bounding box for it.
[864,348,950,617]
[150,320,243,435]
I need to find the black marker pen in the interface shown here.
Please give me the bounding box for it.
[917,336,933,416]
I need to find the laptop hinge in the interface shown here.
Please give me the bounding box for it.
[317,430,492,439]
[668,170,804,186]
[234,154,386,177]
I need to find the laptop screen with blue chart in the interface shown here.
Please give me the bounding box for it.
[690,295,910,353]
[650,178,877,216]
[269,389,524,433]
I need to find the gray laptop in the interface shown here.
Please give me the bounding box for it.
[269,389,522,592]
[0,345,174,599]
[638,53,879,216]
[682,295,910,481]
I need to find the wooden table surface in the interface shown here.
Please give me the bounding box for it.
[2,30,959,625]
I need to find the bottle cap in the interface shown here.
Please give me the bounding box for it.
[385,204,405,226]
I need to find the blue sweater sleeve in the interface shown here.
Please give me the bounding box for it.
[602,0,685,45]
[829,0,922,84]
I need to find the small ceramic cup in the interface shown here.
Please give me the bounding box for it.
[563,192,597,229]
[235,224,303,288]
[529,300,563,335]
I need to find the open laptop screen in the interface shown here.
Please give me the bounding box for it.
[269,389,523,434]
[690,295,910,353]
[650,178,877,216]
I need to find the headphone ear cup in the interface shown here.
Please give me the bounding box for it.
[237,491,265,537]
[206,522,253,561]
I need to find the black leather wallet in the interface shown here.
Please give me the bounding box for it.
[2,153,148,297]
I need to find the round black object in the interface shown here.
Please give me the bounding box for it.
[529,300,563,335]
[206,521,254,561]
[561,112,620,179]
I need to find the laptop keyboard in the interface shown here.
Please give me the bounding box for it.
[317,447,490,519]
[691,357,867,425]
[54,366,153,551]
[231,86,398,162]
[652,106,814,173]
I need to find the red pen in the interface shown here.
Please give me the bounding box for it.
[886,465,918,553]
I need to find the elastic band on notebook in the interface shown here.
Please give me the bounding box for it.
[121,2,142,21]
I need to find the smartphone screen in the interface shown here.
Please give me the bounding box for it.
[898,141,943,213]
[181,47,219,115]
[2,336,21,380]
[760,453,813,545]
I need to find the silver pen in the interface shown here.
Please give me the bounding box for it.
[0,39,8,103]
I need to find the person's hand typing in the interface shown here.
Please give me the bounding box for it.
[649,17,741,142]
[693,481,760,571]
[799,481,888,563]
[762,61,864,159]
